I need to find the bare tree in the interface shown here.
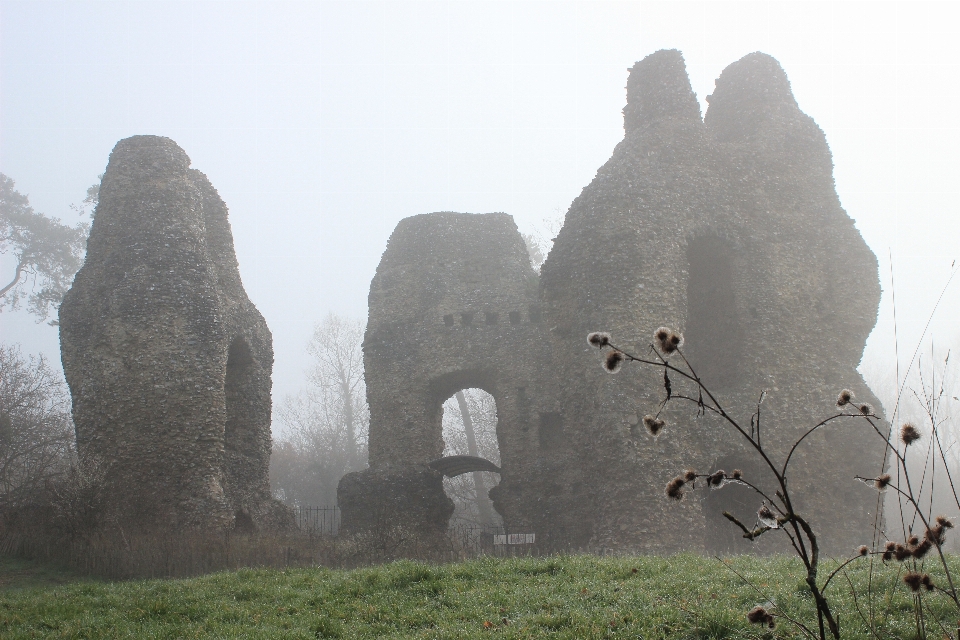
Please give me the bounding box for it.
[271,314,368,506]
[0,174,90,323]
[0,344,74,511]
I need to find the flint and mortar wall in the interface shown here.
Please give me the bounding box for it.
[348,50,886,555]
[59,135,288,532]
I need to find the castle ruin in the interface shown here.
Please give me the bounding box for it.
[340,50,887,555]
[59,135,290,532]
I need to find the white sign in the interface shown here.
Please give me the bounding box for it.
[493,533,536,545]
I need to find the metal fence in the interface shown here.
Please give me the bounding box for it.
[295,506,340,535]
[294,508,565,557]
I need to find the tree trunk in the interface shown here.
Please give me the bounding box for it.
[455,391,495,527]
[342,378,358,469]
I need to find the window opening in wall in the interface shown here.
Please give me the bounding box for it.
[685,236,742,390]
[224,336,254,452]
[441,388,502,529]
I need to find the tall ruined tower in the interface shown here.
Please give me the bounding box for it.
[538,50,885,553]
[348,49,886,554]
[60,135,290,532]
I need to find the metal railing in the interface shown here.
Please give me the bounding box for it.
[294,506,340,535]
[293,508,570,558]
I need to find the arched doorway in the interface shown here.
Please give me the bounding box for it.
[440,388,503,528]
[224,335,259,522]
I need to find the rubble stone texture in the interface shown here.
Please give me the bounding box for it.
[342,50,886,555]
[60,135,290,532]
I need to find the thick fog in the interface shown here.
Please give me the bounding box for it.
[2,1,958,432]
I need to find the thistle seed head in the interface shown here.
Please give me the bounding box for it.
[858,403,875,416]
[642,415,665,437]
[587,332,611,348]
[654,327,683,355]
[921,574,935,591]
[936,515,954,529]
[875,474,891,492]
[901,423,921,446]
[912,539,933,559]
[746,606,775,629]
[837,389,854,407]
[603,349,625,373]
[858,545,869,556]
[757,504,779,529]
[707,470,726,488]
[903,571,923,592]
[665,477,686,500]
[683,469,697,482]
[925,524,946,546]
[731,469,743,480]
[746,606,768,624]
[894,544,911,562]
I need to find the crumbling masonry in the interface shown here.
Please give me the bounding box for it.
[60,135,290,532]
[340,50,887,555]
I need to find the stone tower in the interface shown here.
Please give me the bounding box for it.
[342,50,886,555]
[60,135,290,532]
[538,49,885,553]
[338,212,547,539]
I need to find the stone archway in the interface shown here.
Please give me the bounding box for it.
[338,212,546,541]
[439,387,503,528]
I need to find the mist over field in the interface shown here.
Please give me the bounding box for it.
[1,0,958,431]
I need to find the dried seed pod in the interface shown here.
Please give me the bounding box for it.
[874,474,891,491]
[901,423,921,446]
[642,415,665,437]
[903,571,923,592]
[757,504,779,529]
[603,349,625,373]
[707,470,726,488]
[836,389,854,407]
[654,327,683,355]
[587,332,611,348]
[665,477,685,500]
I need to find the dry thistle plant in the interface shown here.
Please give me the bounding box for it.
[849,347,960,639]
[586,327,893,640]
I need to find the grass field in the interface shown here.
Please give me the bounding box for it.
[0,553,955,639]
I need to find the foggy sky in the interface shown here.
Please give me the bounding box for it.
[2,1,958,430]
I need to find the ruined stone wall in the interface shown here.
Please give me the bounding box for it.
[59,135,289,532]
[347,50,886,555]
[339,212,548,537]
[539,50,885,554]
